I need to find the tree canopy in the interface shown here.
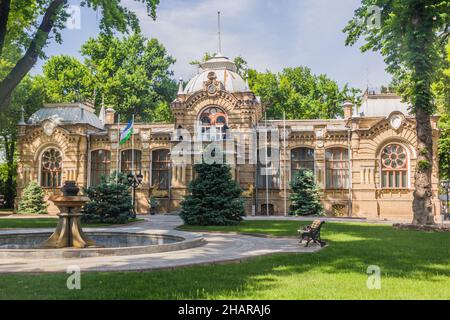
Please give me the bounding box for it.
[37,33,177,122]
[0,74,44,207]
[248,67,360,120]
[0,0,160,111]
[189,52,359,120]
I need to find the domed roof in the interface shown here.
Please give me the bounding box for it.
[184,53,249,94]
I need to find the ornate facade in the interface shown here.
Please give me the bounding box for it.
[15,54,441,221]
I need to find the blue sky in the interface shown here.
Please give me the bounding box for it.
[33,0,391,90]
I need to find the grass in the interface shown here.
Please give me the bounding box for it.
[0,220,449,299]
[0,218,144,229]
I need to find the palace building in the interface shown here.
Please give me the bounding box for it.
[15,53,441,221]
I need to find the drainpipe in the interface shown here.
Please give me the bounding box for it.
[343,101,354,217]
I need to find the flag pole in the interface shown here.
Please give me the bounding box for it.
[116,114,120,183]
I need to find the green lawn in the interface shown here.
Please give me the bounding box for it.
[0,218,144,229]
[0,220,449,300]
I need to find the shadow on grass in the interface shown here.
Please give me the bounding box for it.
[0,221,449,299]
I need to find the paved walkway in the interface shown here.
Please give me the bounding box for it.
[0,215,322,274]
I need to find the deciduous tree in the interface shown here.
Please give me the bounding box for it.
[0,0,160,112]
[248,67,360,120]
[38,34,177,122]
[344,0,449,224]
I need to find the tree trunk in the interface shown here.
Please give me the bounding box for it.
[0,0,11,56]
[412,107,435,225]
[0,0,66,111]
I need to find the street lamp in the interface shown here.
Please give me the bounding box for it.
[127,172,143,218]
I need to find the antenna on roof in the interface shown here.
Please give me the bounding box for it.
[217,11,222,54]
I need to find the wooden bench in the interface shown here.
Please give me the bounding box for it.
[298,220,326,247]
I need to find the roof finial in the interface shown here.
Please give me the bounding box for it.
[217,11,222,55]
[178,77,184,94]
[98,94,106,124]
[19,106,25,125]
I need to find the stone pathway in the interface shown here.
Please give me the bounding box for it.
[0,215,322,273]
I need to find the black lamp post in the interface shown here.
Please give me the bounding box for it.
[127,172,143,218]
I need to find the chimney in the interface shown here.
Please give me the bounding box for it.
[105,107,115,125]
[343,101,354,119]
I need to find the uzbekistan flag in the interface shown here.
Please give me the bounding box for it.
[119,120,133,145]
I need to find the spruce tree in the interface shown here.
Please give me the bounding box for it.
[82,173,133,224]
[18,181,47,214]
[290,170,323,216]
[180,163,245,226]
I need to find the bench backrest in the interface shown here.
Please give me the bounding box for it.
[310,220,324,231]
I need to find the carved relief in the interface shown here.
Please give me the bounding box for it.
[203,71,222,96]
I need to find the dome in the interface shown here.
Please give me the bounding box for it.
[184,53,249,94]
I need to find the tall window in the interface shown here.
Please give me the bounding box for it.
[121,150,142,174]
[325,147,349,189]
[152,149,170,190]
[257,147,279,189]
[90,150,111,186]
[291,147,314,178]
[40,148,62,188]
[381,144,408,188]
[199,106,228,141]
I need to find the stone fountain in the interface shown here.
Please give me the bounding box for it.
[41,181,96,248]
[0,180,205,260]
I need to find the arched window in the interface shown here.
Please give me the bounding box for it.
[257,147,280,189]
[90,150,111,186]
[121,150,142,174]
[325,147,349,189]
[291,147,314,178]
[152,149,170,190]
[40,148,62,188]
[381,144,408,188]
[198,106,228,141]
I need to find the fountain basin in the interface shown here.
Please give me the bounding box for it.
[0,232,206,258]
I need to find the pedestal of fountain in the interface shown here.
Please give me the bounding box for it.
[41,181,96,248]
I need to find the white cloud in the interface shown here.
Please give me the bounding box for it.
[127,0,391,89]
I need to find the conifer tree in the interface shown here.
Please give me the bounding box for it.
[82,173,132,224]
[18,181,47,214]
[180,163,245,225]
[290,170,323,216]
